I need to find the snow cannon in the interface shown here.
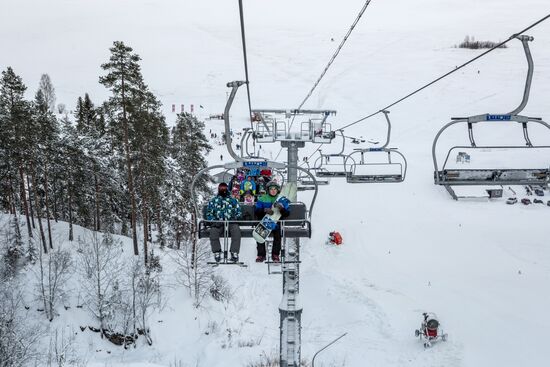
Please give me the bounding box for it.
[327,231,343,245]
[415,312,447,348]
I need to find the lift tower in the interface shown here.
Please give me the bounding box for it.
[225,81,336,366]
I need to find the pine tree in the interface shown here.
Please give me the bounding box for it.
[132,87,169,262]
[75,93,99,135]
[0,67,34,241]
[31,89,60,250]
[99,41,145,256]
[166,113,212,248]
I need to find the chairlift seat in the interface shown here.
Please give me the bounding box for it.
[347,173,404,183]
[316,170,348,178]
[198,203,311,239]
[299,179,329,186]
[435,168,550,186]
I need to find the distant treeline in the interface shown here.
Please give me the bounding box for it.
[456,35,507,49]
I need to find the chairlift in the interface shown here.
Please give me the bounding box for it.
[299,161,329,186]
[239,128,267,160]
[345,148,407,183]
[343,110,407,183]
[190,160,319,265]
[313,130,354,177]
[251,109,336,143]
[432,35,550,200]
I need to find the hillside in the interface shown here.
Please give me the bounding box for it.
[1,0,550,366]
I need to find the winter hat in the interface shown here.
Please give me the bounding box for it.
[266,181,281,192]
[218,182,229,196]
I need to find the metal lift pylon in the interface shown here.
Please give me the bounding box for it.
[218,82,332,366]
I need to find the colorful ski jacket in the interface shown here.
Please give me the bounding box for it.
[254,194,290,227]
[240,179,256,195]
[206,195,242,221]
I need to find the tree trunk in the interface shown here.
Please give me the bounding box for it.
[7,185,14,214]
[30,162,47,254]
[191,212,196,269]
[52,177,58,223]
[156,201,164,249]
[38,243,50,320]
[143,197,148,266]
[94,236,105,337]
[121,74,139,256]
[44,161,53,249]
[8,172,16,215]
[18,165,33,238]
[148,215,152,242]
[94,171,101,231]
[26,174,36,229]
[68,181,74,242]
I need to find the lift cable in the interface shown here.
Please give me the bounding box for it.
[338,13,550,131]
[295,0,373,114]
[238,0,256,153]
[300,13,550,166]
[275,0,373,161]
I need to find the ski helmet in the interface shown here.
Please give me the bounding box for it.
[266,181,280,195]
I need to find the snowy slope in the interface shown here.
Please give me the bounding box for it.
[2,0,550,366]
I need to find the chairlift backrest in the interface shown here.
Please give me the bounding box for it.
[344,148,407,183]
[433,36,550,196]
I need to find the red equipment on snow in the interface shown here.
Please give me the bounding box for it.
[415,312,448,348]
[327,231,343,245]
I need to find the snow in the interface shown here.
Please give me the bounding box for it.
[2,0,550,366]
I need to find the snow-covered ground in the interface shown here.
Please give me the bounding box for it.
[2,0,550,366]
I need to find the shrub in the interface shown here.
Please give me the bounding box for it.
[457,35,507,49]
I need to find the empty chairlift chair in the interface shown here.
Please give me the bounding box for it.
[432,35,550,199]
[313,130,354,177]
[345,148,407,183]
[344,110,407,183]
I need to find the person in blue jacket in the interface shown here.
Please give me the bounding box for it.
[254,181,290,263]
[240,175,257,195]
[205,182,242,263]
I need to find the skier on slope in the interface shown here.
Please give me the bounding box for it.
[254,181,290,263]
[205,182,242,263]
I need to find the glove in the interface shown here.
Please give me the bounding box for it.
[273,202,283,210]
[265,208,274,215]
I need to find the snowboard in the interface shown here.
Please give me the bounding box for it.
[252,183,296,244]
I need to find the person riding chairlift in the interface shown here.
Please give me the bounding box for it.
[254,181,290,263]
[240,175,256,195]
[205,183,242,263]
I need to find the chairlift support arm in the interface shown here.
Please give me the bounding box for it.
[433,35,550,185]
[224,81,246,161]
[509,35,534,116]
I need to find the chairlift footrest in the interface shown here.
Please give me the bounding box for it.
[207,261,248,267]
